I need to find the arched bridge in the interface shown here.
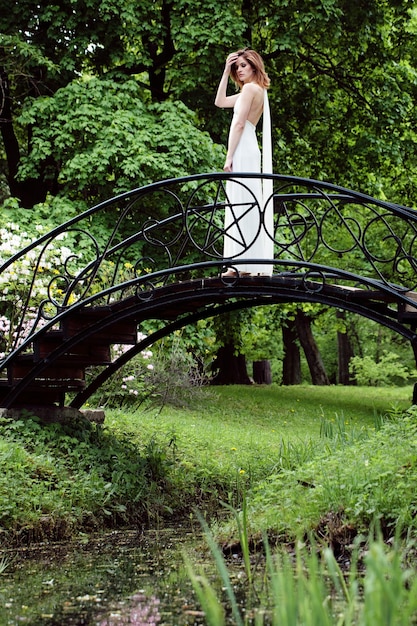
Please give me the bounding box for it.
[1,172,417,409]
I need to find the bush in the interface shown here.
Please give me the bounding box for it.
[88,335,209,410]
[349,351,416,386]
[0,413,176,541]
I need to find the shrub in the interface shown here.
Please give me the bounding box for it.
[349,351,416,386]
[88,335,209,410]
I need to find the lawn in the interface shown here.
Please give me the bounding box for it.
[1,384,417,625]
[105,384,414,538]
[0,384,413,544]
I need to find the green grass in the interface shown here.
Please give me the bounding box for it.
[0,384,413,545]
[110,383,409,468]
[1,384,414,625]
[243,410,417,540]
[108,384,411,511]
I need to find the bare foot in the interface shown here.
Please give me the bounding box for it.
[221,269,238,278]
[221,269,253,278]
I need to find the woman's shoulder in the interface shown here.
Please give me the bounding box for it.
[242,82,264,95]
[241,83,264,103]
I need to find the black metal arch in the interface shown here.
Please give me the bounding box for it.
[1,172,417,408]
[69,280,417,409]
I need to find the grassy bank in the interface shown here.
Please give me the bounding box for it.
[0,384,414,546]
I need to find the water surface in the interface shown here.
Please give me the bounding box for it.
[0,525,215,625]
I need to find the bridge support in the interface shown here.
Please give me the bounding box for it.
[0,406,105,424]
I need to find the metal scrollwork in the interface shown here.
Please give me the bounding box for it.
[2,172,417,372]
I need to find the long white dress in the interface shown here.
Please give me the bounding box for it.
[223,90,274,276]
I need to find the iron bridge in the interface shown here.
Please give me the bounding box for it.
[1,172,417,409]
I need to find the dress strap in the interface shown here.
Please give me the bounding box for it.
[262,90,273,221]
[262,89,273,176]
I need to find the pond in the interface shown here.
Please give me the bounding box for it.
[0,525,230,625]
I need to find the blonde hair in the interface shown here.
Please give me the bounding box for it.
[230,48,270,89]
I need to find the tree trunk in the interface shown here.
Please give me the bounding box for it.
[0,69,50,208]
[295,310,330,385]
[0,70,20,194]
[241,0,253,43]
[336,310,355,385]
[211,342,252,385]
[282,320,301,385]
[144,0,175,101]
[253,360,272,384]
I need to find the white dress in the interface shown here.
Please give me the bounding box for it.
[223,90,274,276]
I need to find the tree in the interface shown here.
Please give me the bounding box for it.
[264,0,417,204]
[295,310,330,385]
[2,0,417,384]
[282,318,302,385]
[241,305,284,385]
[16,78,223,203]
[253,360,272,384]
[212,343,252,385]
[3,1,417,207]
[336,310,355,385]
[211,310,253,385]
[0,0,244,206]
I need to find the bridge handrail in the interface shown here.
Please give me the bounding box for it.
[1,172,413,275]
[1,172,417,364]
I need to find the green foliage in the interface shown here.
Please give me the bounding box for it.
[0,413,176,536]
[265,0,417,203]
[241,306,284,362]
[1,383,417,621]
[211,309,252,355]
[3,0,417,206]
[17,77,223,202]
[189,525,417,625]
[87,336,153,410]
[88,333,210,411]
[245,405,417,540]
[349,351,417,386]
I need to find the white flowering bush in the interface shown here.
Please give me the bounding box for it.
[0,217,157,365]
[87,333,210,410]
[0,222,78,358]
[86,332,155,408]
[0,217,210,407]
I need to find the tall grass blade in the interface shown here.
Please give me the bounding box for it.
[184,554,225,626]
[221,491,252,585]
[196,510,244,626]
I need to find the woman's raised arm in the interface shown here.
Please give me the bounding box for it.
[214,53,240,108]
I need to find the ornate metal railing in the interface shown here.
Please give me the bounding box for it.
[1,172,417,371]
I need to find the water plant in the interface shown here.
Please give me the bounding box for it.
[188,520,417,625]
[184,400,417,624]
[0,555,11,574]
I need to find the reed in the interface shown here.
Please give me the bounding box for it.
[188,520,417,625]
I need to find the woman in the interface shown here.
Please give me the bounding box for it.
[215,48,274,277]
